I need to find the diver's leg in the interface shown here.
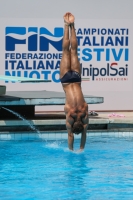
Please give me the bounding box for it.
[60,13,71,79]
[70,22,80,75]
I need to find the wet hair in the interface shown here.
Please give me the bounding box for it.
[72,120,84,135]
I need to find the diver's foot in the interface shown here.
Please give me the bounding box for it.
[63,12,71,26]
[63,12,75,26]
[68,13,75,24]
[69,13,75,29]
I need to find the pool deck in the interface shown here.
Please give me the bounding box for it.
[0,110,133,132]
[0,90,133,133]
[34,111,133,132]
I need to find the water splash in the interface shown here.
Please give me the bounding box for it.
[45,140,69,152]
[2,107,41,134]
[46,141,62,149]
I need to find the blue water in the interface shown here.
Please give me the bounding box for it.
[0,136,133,200]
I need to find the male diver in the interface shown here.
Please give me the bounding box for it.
[60,13,89,151]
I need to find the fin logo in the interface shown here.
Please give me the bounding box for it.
[5,27,63,51]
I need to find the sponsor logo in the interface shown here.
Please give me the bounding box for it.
[81,63,128,80]
[5,27,64,51]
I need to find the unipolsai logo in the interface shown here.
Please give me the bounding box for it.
[5,27,64,51]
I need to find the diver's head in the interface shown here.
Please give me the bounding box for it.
[72,120,84,135]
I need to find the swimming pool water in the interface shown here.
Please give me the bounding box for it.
[0,136,133,200]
